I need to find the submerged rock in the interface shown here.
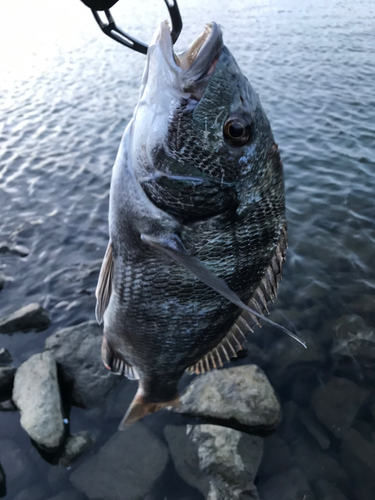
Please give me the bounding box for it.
[311,377,369,437]
[0,303,50,334]
[259,434,293,478]
[259,467,315,500]
[0,273,5,292]
[188,424,263,500]
[13,351,65,450]
[331,314,375,360]
[0,366,16,393]
[313,479,349,500]
[0,399,16,411]
[0,348,12,366]
[164,425,210,497]
[60,431,93,467]
[45,321,118,408]
[70,425,168,500]
[0,440,34,489]
[13,484,49,500]
[46,491,86,500]
[0,462,5,498]
[341,428,375,474]
[177,365,281,430]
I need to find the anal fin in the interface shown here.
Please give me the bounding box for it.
[102,337,139,380]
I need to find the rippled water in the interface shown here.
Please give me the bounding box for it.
[1,0,375,498]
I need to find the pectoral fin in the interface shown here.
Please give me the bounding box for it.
[95,240,114,324]
[142,233,306,348]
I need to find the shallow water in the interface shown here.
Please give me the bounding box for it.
[1,0,375,498]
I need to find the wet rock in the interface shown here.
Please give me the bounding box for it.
[13,351,65,450]
[60,431,93,467]
[0,366,16,393]
[164,425,210,497]
[341,428,375,474]
[299,408,331,450]
[0,440,34,488]
[46,491,86,500]
[311,377,369,437]
[13,484,48,500]
[0,462,5,498]
[259,434,293,478]
[70,425,168,500]
[313,479,349,500]
[188,424,263,500]
[0,399,16,411]
[331,314,375,360]
[0,242,29,257]
[0,348,12,365]
[259,467,315,500]
[290,435,350,491]
[45,321,118,408]
[177,365,281,430]
[0,303,50,333]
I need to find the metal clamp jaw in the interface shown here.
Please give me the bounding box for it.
[81,0,182,54]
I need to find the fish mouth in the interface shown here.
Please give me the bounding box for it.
[157,21,223,97]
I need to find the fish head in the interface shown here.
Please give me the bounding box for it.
[131,21,280,193]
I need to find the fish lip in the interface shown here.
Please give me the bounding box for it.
[157,21,223,91]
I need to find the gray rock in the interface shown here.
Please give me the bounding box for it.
[313,479,349,500]
[311,377,369,437]
[0,399,16,411]
[299,408,331,450]
[0,366,16,392]
[13,351,65,449]
[164,425,210,496]
[341,428,375,474]
[13,484,48,500]
[259,467,315,500]
[177,365,281,430]
[188,424,263,500]
[0,242,29,257]
[70,425,168,500]
[0,440,34,487]
[46,491,86,500]
[45,321,118,408]
[60,431,93,467]
[0,348,12,366]
[259,435,293,478]
[0,303,50,333]
[331,314,375,360]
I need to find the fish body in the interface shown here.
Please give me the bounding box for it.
[96,21,287,426]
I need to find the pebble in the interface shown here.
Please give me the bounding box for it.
[70,425,168,500]
[12,351,65,450]
[176,365,281,430]
[311,377,369,437]
[188,424,263,500]
[45,321,118,408]
[60,431,93,467]
[0,303,50,334]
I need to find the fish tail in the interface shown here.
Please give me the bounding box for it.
[119,386,180,429]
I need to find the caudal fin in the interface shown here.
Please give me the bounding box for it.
[119,388,180,429]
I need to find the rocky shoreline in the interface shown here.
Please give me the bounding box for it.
[1,299,375,499]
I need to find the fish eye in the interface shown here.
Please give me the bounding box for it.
[223,114,252,146]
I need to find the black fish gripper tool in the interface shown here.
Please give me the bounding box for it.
[80,0,183,54]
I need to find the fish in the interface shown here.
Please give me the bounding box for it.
[95,20,305,428]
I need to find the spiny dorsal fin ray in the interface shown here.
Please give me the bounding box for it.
[142,225,306,349]
[95,240,114,325]
[101,337,139,380]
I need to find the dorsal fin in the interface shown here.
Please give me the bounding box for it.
[101,337,139,380]
[95,240,114,325]
[187,223,290,375]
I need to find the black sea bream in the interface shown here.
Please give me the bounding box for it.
[96,21,302,427]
